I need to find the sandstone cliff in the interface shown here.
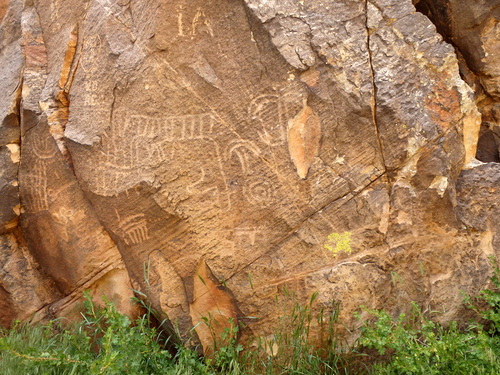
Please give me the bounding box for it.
[0,0,499,352]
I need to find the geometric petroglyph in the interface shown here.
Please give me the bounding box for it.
[22,164,50,212]
[21,136,58,213]
[83,80,102,106]
[117,213,149,245]
[32,135,58,160]
[233,226,262,247]
[126,113,216,143]
[243,176,275,208]
[222,226,283,258]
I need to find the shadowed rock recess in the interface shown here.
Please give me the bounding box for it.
[0,0,499,351]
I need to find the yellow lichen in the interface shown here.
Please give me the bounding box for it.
[324,231,352,256]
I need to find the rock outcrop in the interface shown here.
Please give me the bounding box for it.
[0,0,499,352]
[415,0,500,163]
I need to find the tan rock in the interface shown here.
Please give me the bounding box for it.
[1,0,499,353]
[190,260,238,356]
[288,103,321,179]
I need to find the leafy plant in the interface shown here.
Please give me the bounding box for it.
[0,292,174,375]
[358,257,500,374]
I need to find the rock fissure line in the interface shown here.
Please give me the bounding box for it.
[365,0,387,174]
[225,168,389,284]
[31,258,126,321]
[255,257,387,294]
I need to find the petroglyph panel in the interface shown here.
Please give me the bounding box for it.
[20,133,58,213]
[78,112,228,204]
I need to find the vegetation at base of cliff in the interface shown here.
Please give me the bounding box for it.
[2,259,500,374]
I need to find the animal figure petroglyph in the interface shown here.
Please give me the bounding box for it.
[248,94,288,147]
[87,113,230,212]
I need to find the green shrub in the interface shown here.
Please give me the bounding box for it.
[0,293,176,375]
[358,257,500,374]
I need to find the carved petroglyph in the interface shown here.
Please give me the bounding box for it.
[52,207,85,242]
[117,212,149,245]
[81,35,101,73]
[47,182,77,203]
[248,89,304,148]
[177,5,185,37]
[87,112,230,214]
[249,94,288,147]
[185,167,224,204]
[177,6,214,38]
[83,80,101,106]
[226,141,276,208]
[221,226,263,254]
[233,226,262,247]
[79,34,106,111]
[191,7,214,37]
[21,136,58,213]
[103,112,217,168]
[22,165,49,213]
[32,136,58,160]
[227,141,261,174]
[244,177,275,208]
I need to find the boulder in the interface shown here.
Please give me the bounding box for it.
[0,0,498,353]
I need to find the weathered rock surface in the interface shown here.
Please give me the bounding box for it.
[0,0,499,351]
[415,0,500,163]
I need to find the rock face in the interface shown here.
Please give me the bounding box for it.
[0,0,499,351]
[415,0,500,164]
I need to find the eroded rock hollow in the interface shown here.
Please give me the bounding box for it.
[1,0,499,351]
